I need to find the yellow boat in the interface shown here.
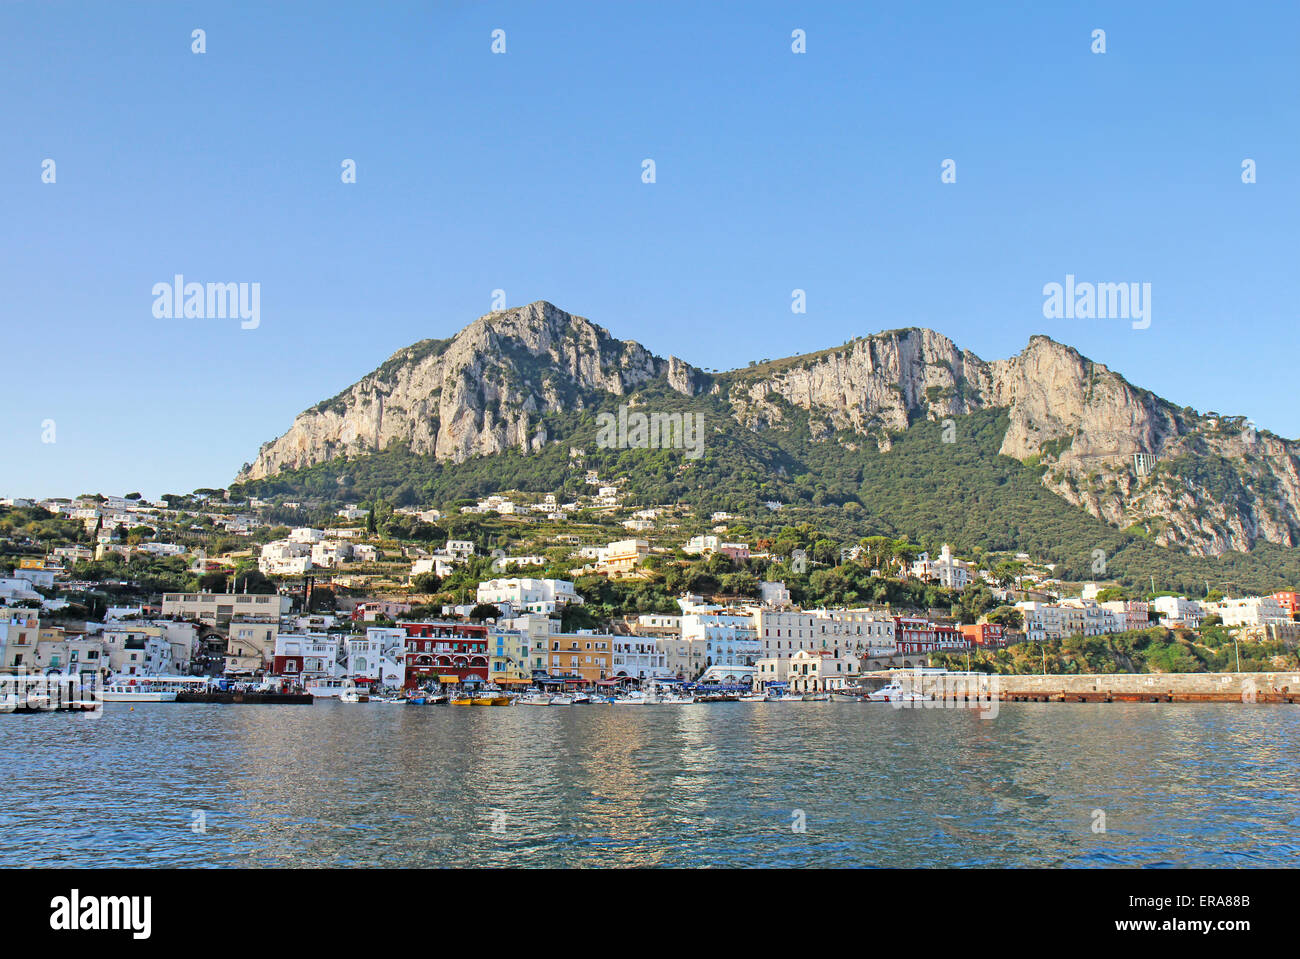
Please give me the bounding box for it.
[451,697,474,706]
[472,695,513,705]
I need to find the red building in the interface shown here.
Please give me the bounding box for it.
[1271,591,1300,619]
[272,654,304,676]
[893,616,938,654]
[959,623,1006,648]
[933,624,966,649]
[399,621,489,688]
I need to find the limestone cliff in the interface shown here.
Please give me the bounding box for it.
[238,305,1300,556]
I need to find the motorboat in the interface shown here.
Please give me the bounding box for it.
[518,693,552,706]
[739,692,767,702]
[613,690,647,705]
[570,693,592,705]
[550,694,574,705]
[867,681,933,703]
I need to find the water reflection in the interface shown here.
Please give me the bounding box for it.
[1,703,1296,867]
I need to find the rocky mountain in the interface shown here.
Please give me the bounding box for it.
[240,301,707,477]
[238,301,1300,558]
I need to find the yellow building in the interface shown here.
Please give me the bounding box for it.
[597,539,648,574]
[488,628,532,684]
[548,632,614,682]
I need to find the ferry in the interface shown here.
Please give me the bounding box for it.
[101,676,210,703]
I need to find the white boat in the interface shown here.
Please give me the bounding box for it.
[518,693,552,706]
[304,678,355,698]
[101,677,187,702]
[867,681,933,703]
[613,690,647,705]
[570,693,592,705]
[739,692,767,702]
[550,694,573,705]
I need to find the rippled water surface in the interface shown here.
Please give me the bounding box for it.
[2,702,1297,867]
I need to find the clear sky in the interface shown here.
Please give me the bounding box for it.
[4,1,1297,500]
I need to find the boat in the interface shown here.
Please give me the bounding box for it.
[472,694,513,706]
[518,693,552,706]
[339,688,370,703]
[101,678,183,703]
[550,694,573,705]
[570,693,591,705]
[451,696,474,706]
[305,678,354,699]
[613,690,647,705]
[867,681,932,703]
[800,692,831,702]
[656,691,696,704]
[739,692,767,702]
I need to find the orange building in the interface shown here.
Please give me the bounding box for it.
[548,632,614,682]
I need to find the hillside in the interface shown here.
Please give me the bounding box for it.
[231,301,1300,589]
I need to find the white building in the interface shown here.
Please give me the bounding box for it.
[1210,596,1290,628]
[752,608,896,658]
[259,540,313,575]
[610,637,671,681]
[782,648,860,694]
[1150,596,1204,629]
[346,627,407,687]
[475,578,583,614]
[681,611,760,670]
[910,544,970,589]
[759,581,792,608]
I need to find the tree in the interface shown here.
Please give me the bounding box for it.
[411,572,441,594]
[469,603,501,622]
[985,605,1024,630]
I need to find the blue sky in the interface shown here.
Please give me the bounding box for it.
[4,1,1297,499]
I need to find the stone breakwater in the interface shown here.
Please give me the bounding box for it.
[879,670,1300,704]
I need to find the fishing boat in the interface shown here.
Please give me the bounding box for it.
[451,695,474,706]
[739,691,767,702]
[800,692,831,702]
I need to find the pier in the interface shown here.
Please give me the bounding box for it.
[865,670,1300,704]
